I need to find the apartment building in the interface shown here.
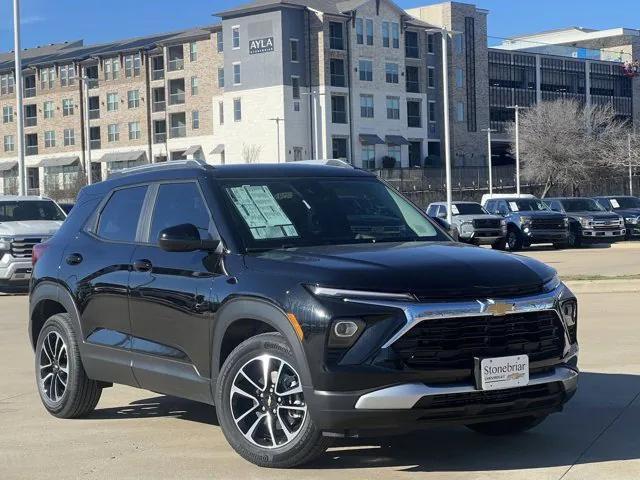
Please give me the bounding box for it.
[0,27,222,195]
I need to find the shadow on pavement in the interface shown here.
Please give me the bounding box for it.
[87,371,640,473]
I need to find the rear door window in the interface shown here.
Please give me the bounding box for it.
[96,185,148,242]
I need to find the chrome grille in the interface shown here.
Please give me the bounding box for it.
[10,237,44,259]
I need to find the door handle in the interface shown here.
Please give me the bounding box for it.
[132,259,153,272]
[65,253,83,265]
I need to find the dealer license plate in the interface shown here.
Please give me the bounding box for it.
[476,355,529,391]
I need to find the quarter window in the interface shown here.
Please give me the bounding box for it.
[97,185,148,242]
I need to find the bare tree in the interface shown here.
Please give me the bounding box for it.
[509,99,629,197]
[44,170,87,203]
[242,144,263,164]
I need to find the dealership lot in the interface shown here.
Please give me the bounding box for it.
[1,243,639,480]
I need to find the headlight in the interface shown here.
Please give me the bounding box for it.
[500,219,507,227]
[563,217,569,227]
[625,216,639,224]
[307,285,416,301]
[579,218,592,228]
[520,216,531,225]
[560,299,578,344]
[460,222,474,236]
[542,274,561,293]
[0,237,12,252]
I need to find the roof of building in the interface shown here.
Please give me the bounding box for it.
[0,25,219,73]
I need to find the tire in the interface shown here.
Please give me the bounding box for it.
[506,228,523,251]
[491,238,507,250]
[451,228,460,242]
[567,227,582,248]
[553,241,569,249]
[466,415,548,436]
[35,313,102,418]
[215,332,330,468]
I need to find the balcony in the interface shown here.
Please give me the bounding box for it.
[168,58,184,72]
[154,133,166,144]
[406,81,420,93]
[24,87,36,98]
[87,79,99,89]
[405,46,420,59]
[25,117,37,127]
[170,126,186,138]
[153,101,166,113]
[169,93,185,105]
[27,187,40,196]
[152,69,165,81]
[90,139,101,150]
[89,109,100,120]
[26,145,38,156]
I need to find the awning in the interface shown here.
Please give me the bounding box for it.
[95,150,146,163]
[36,156,79,168]
[359,134,385,145]
[184,145,202,157]
[0,160,17,172]
[210,144,225,154]
[385,135,410,146]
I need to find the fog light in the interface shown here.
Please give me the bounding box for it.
[523,227,530,234]
[334,320,358,338]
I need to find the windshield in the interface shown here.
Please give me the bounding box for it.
[453,203,486,215]
[509,199,550,212]
[561,198,605,212]
[609,197,640,209]
[0,200,66,222]
[220,178,447,250]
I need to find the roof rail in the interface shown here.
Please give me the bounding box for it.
[295,159,354,168]
[110,159,208,178]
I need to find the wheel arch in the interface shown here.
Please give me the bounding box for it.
[29,281,82,350]
[211,297,312,397]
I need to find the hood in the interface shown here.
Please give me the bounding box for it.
[455,214,502,222]
[613,207,640,217]
[513,210,564,218]
[245,241,555,299]
[0,220,63,237]
[565,211,621,221]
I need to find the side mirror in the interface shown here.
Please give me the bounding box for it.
[437,211,447,219]
[158,223,220,252]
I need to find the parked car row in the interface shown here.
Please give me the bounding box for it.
[427,194,640,251]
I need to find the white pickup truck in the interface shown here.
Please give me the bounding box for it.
[0,196,66,290]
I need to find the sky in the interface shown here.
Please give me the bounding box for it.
[0,0,638,52]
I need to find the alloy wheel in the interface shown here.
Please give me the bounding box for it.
[39,331,69,403]
[230,354,307,449]
[507,232,517,249]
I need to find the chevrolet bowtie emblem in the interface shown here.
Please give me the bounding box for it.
[483,299,515,316]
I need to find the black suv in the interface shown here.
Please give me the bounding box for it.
[29,162,579,468]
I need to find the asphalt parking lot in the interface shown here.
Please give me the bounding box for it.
[1,243,639,480]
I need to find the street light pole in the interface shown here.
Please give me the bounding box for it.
[481,128,496,194]
[302,90,325,159]
[629,133,634,196]
[80,76,92,185]
[508,105,526,195]
[13,0,26,196]
[269,117,284,163]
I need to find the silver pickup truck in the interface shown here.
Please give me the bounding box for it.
[427,201,507,247]
[0,196,66,290]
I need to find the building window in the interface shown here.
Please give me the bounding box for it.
[0,73,15,95]
[455,101,464,122]
[107,92,119,111]
[332,137,348,160]
[25,133,38,155]
[128,121,141,140]
[407,100,421,127]
[329,22,344,50]
[219,101,224,124]
[2,106,13,123]
[189,42,198,61]
[360,94,374,118]
[406,66,420,93]
[4,135,14,152]
[428,100,436,123]
[366,19,374,45]
[216,30,224,52]
[64,128,75,146]
[330,59,345,87]
[89,127,100,150]
[359,59,373,81]
[232,26,240,49]
[405,31,419,58]
[331,95,346,123]
[43,101,54,119]
[44,130,55,148]
[218,67,225,88]
[233,98,242,121]
[104,58,119,80]
[355,18,363,44]
[385,63,399,84]
[25,104,37,126]
[124,53,141,77]
[62,98,74,116]
[40,67,55,90]
[428,67,436,88]
[291,76,300,99]
[24,75,36,97]
[386,96,400,119]
[361,145,375,169]
[151,56,164,80]
[88,96,99,119]
[391,23,400,49]
[127,89,140,108]
[169,113,186,138]
[382,22,390,47]
[191,76,199,95]
[454,34,464,54]
[455,67,464,87]
[293,101,300,112]
[427,34,435,54]
[192,110,200,129]
[388,144,401,163]
[290,38,299,62]
[233,63,241,85]
[108,123,120,142]
[60,64,76,86]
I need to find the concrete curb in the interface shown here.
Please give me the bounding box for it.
[565,278,640,294]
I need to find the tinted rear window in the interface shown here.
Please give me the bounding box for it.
[97,185,147,242]
[0,200,65,222]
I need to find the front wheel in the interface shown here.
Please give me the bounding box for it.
[215,333,330,468]
[491,238,507,250]
[506,229,523,251]
[466,415,548,436]
[567,227,582,248]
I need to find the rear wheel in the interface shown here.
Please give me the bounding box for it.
[35,313,102,418]
[216,333,330,468]
[466,415,548,436]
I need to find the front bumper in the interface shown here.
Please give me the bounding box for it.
[0,255,33,287]
[581,228,626,242]
[624,223,640,237]
[461,229,505,245]
[523,228,568,243]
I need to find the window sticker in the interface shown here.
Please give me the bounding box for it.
[610,199,620,208]
[227,185,299,239]
[509,201,519,212]
[451,204,459,215]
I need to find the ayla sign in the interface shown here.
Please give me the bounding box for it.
[249,37,274,54]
